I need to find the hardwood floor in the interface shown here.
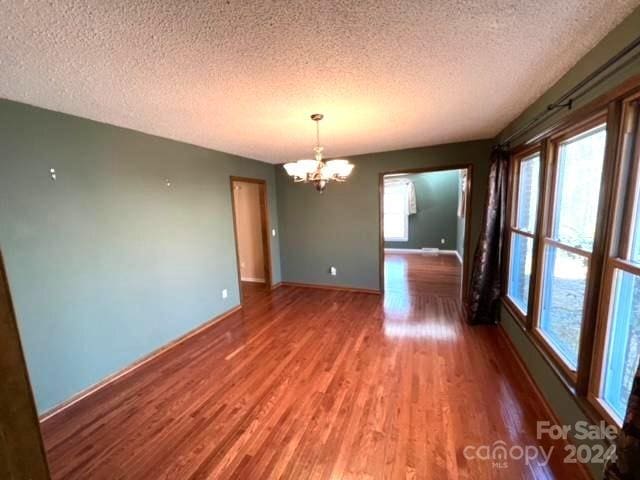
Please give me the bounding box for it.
[41,254,587,479]
[384,251,462,298]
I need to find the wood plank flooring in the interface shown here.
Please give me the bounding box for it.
[41,253,587,479]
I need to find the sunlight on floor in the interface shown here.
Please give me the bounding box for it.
[383,322,457,340]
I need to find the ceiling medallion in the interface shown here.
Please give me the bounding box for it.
[283,114,354,193]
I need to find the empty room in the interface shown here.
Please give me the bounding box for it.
[2,2,640,480]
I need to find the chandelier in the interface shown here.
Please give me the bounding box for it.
[283,114,354,193]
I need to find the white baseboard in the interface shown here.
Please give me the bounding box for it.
[384,248,426,254]
[241,277,265,283]
[384,248,460,256]
[454,250,463,264]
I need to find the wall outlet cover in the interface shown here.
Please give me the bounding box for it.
[330,266,337,276]
[222,289,228,299]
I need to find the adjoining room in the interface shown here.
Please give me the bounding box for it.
[382,168,469,298]
[2,2,640,480]
[231,177,273,300]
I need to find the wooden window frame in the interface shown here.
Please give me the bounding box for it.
[504,145,543,326]
[501,75,640,428]
[589,93,640,427]
[530,113,609,385]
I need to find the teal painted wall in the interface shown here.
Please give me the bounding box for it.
[496,8,640,480]
[0,99,281,413]
[456,172,465,259]
[384,170,459,250]
[276,140,492,290]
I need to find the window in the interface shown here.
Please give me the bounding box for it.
[506,152,540,315]
[551,126,606,251]
[535,122,607,372]
[601,270,640,421]
[502,84,640,429]
[591,98,640,425]
[516,155,540,233]
[539,247,588,368]
[384,182,409,241]
[508,234,535,312]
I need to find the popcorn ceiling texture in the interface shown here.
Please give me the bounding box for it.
[1,1,638,164]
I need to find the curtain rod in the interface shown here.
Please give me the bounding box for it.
[499,33,640,149]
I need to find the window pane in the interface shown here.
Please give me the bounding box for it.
[553,125,606,251]
[516,155,540,232]
[384,213,407,241]
[384,183,408,241]
[384,189,406,214]
[602,269,640,421]
[539,245,589,369]
[507,233,534,313]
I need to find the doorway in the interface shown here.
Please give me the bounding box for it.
[379,165,472,301]
[230,177,272,302]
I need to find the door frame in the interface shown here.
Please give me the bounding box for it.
[229,176,273,303]
[0,249,51,479]
[378,164,473,302]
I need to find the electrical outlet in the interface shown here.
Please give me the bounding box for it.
[222,289,228,299]
[272,229,276,237]
[330,266,337,276]
[441,238,445,244]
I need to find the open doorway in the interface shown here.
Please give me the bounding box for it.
[379,165,472,300]
[230,177,272,302]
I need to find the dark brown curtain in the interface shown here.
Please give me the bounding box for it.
[467,146,509,325]
[604,360,640,479]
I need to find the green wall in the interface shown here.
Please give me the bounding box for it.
[384,170,460,250]
[276,140,492,291]
[497,7,640,480]
[0,99,281,413]
[456,173,466,259]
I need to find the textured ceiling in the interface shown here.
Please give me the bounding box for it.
[1,1,638,164]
